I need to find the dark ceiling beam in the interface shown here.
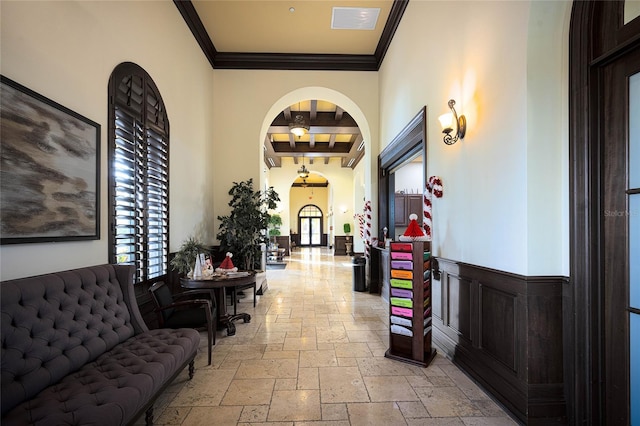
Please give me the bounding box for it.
[212,52,379,71]
[174,0,408,71]
[272,143,352,154]
[269,125,360,134]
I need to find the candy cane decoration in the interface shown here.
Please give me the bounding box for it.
[364,200,372,259]
[423,176,443,240]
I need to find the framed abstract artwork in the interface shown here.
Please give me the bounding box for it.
[0,75,100,244]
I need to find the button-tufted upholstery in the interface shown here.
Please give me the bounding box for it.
[1,264,200,425]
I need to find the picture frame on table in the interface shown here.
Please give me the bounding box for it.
[0,75,101,245]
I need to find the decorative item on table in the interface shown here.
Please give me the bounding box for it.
[216,252,238,273]
[398,214,429,241]
[201,253,215,278]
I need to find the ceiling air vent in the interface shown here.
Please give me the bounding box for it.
[331,7,380,30]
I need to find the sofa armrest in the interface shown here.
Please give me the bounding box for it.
[113,264,149,334]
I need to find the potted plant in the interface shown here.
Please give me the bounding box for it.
[343,223,351,235]
[217,178,280,271]
[268,214,282,248]
[170,236,208,276]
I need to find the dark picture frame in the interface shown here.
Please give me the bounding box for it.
[0,75,100,244]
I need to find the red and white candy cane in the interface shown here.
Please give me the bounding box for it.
[423,176,443,240]
[364,200,372,258]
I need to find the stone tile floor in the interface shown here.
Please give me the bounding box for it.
[146,248,519,425]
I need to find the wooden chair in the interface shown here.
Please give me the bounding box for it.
[149,282,216,365]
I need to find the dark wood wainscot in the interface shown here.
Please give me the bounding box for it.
[274,236,290,256]
[432,258,567,425]
[334,235,352,255]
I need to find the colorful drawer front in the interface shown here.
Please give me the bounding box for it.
[391,269,413,279]
[391,306,413,318]
[390,297,413,308]
[390,288,413,299]
[390,278,412,289]
[391,251,413,260]
[390,242,413,252]
[391,260,413,270]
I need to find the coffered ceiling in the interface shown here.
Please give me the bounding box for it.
[174,0,407,171]
[265,99,364,171]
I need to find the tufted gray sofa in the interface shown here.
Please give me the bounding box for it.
[1,264,200,426]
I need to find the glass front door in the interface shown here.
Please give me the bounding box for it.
[298,205,323,247]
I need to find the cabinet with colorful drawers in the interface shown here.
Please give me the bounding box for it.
[384,241,436,367]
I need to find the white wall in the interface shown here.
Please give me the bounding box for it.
[378,0,571,275]
[0,0,215,280]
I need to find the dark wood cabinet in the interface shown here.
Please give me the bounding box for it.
[334,235,352,255]
[394,193,423,226]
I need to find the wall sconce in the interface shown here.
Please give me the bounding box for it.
[438,99,466,145]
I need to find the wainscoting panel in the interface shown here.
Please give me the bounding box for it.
[432,258,567,425]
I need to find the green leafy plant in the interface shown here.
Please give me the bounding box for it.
[217,179,280,270]
[268,214,282,241]
[170,236,208,276]
[343,223,351,235]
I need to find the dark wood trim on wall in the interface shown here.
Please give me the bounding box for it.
[173,0,408,71]
[568,2,640,424]
[378,106,427,238]
[432,258,568,425]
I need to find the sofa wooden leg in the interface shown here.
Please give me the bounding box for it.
[188,360,195,379]
[145,406,154,425]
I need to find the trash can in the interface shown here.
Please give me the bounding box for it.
[353,256,367,292]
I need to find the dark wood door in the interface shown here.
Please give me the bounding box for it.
[601,45,640,426]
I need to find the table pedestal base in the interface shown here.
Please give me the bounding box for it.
[220,312,251,336]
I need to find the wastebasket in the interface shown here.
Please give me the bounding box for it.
[353,256,367,292]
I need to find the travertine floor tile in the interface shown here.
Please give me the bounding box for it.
[347,402,407,426]
[267,389,321,421]
[220,378,275,405]
[364,375,419,402]
[181,406,242,426]
[319,366,369,403]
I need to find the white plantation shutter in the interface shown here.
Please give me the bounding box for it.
[108,63,169,284]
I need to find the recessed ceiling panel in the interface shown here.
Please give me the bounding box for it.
[191,0,392,55]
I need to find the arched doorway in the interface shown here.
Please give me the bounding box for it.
[298,204,323,246]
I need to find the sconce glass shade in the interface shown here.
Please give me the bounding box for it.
[441,99,466,145]
[438,113,454,133]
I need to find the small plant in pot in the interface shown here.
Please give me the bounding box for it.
[268,214,282,248]
[170,236,208,277]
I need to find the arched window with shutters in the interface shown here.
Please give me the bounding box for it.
[107,62,169,286]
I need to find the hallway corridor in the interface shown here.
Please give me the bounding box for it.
[147,248,518,425]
